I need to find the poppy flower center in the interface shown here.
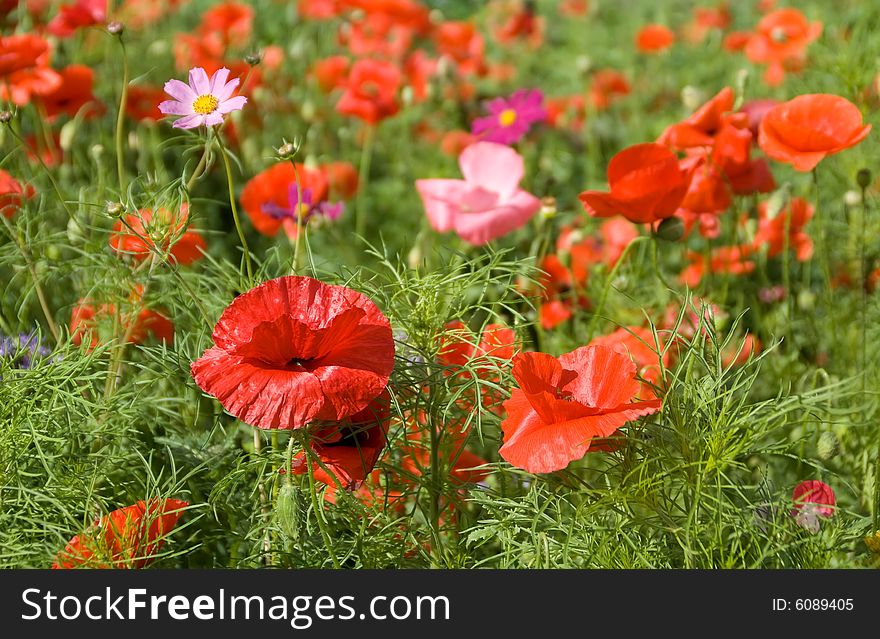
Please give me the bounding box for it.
[286,357,313,371]
[361,81,380,97]
[499,108,518,127]
[770,27,787,43]
[192,94,219,115]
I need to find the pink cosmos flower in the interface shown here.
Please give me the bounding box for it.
[472,88,546,145]
[415,142,541,246]
[158,67,247,129]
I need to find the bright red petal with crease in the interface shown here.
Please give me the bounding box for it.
[558,345,641,409]
[191,346,325,429]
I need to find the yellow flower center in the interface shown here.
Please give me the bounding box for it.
[192,94,219,115]
[499,108,517,127]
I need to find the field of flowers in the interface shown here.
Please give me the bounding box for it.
[1,0,879,569]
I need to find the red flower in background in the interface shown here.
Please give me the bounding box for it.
[290,391,390,490]
[744,8,822,86]
[191,276,395,430]
[0,33,61,106]
[335,59,401,124]
[48,0,106,38]
[110,204,207,266]
[38,64,103,120]
[125,84,166,121]
[579,142,693,224]
[636,24,675,53]
[0,170,36,218]
[791,479,835,532]
[680,245,755,288]
[71,292,174,350]
[199,1,254,49]
[758,94,871,172]
[312,55,350,93]
[589,69,630,110]
[53,499,187,569]
[240,162,329,236]
[320,161,360,200]
[433,21,486,76]
[500,345,662,473]
[754,197,814,260]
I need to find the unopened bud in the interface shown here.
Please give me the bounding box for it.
[540,196,557,219]
[276,140,298,159]
[817,431,840,461]
[105,201,125,218]
[107,21,124,36]
[0,110,12,124]
[245,51,262,67]
[856,168,872,190]
[655,216,685,242]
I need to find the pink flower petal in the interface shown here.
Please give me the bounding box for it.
[209,67,230,95]
[416,179,467,232]
[216,95,247,114]
[459,142,524,200]
[163,79,196,103]
[158,100,193,116]
[189,67,211,96]
[216,77,240,102]
[172,113,204,129]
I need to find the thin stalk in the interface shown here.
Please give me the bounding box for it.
[253,428,272,562]
[3,124,74,218]
[114,35,129,196]
[354,124,375,239]
[299,431,342,568]
[586,235,650,341]
[428,414,445,565]
[218,139,254,283]
[0,215,59,343]
[185,136,212,193]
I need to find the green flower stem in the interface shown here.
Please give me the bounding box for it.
[218,139,254,284]
[354,124,375,239]
[586,235,650,341]
[0,215,59,344]
[114,34,129,196]
[299,431,342,568]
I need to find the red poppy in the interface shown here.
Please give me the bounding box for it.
[38,64,103,119]
[342,0,431,32]
[744,9,822,87]
[792,480,835,517]
[110,204,207,266]
[720,333,761,367]
[53,499,188,569]
[559,0,588,16]
[297,0,341,20]
[125,84,165,121]
[0,34,61,106]
[683,5,731,43]
[739,98,780,138]
[545,94,587,131]
[754,196,814,260]
[71,294,174,350]
[579,143,693,224]
[335,58,401,124]
[589,69,630,110]
[440,130,477,157]
[403,50,437,102]
[0,170,36,218]
[679,245,755,287]
[493,2,544,48]
[588,326,670,394]
[758,94,871,172]
[636,24,675,53]
[240,162,329,236]
[199,2,253,49]
[290,391,390,490]
[191,276,395,430]
[320,161,359,200]
[499,345,662,473]
[47,0,106,38]
[312,56,349,93]
[433,21,486,76]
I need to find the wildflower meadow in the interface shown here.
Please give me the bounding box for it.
[2,0,880,572]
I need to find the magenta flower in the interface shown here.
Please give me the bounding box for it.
[158,67,247,129]
[472,88,546,145]
[415,141,541,246]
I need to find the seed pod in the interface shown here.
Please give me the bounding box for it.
[274,483,302,541]
[856,168,872,189]
[655,216,684,242]
[817,431,840,461]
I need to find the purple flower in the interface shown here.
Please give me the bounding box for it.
[471,88,546,145]
[158,67,247,129]
[0,332,55,370]
[261,183,344,224]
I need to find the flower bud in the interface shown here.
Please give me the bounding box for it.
[655,216,685,242]
[0,110,12,124]
[540,196,557,219]
[817,431,840,461]
[107,21,124,35]
[105,201,125,218]
[245,51,262,66]
[856,168,872,189]
[274,483,302,540]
